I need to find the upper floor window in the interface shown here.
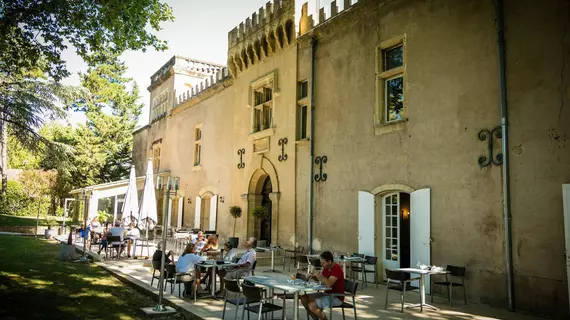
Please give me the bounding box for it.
[375,35,406,133]
[194,125,202,166]
[253,86,273,132]
[249,71,278,135]
[298,80,308,100]
[151,140,162,172]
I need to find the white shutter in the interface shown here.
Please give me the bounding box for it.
[358,191,375,256]
[410,188,431,292]
[209,195,218,231]
[562,184,570,312]
[194,196,202,229]
[177,197,184,228]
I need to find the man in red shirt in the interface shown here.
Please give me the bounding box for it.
[301,251,345,320]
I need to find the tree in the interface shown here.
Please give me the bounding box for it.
[0,0,173,200]
[0,0,174,81]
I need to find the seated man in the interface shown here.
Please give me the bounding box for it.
[108,221,127,258]
[217,237,257,295]
[152,241,175,264]
[301,251,345,320]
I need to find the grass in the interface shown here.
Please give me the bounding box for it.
[0,235,181,320]
[0,214,69,227]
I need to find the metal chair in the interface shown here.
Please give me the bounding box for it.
[329,279,359,320]
[431,265,467,306]
[385,269,420,312]
[222,279,259,319]
[308,256,323,273]
[296,255,310,272]
[350,255,379,288]
[251,260,258,276]
[348,253,365,282]
[241,283,283,320]
[164,264,194,297]
[150,260,163,288]
[107,235,126,260]
[282,246,304,271]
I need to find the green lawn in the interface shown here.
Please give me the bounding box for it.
[0,235,181,320]
[0,214,70,227]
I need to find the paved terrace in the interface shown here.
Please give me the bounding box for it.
[56,234,544,320]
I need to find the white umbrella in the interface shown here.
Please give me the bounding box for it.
[138,158,158,236]
[121,165,139,226]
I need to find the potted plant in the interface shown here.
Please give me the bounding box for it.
[252,206,268,219]
[43,214,58,239]
[229,206,242,248]
[97,210,111,224]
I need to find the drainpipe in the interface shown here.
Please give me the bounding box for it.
[496,0,515,311]
[308,37,317,254]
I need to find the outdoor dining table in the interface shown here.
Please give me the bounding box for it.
[194,260,240,301]
[243,273,331,320]
[256,246,283,273]
[339,256,366,275]
[394,267,450,311]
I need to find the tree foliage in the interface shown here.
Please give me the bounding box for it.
[0,0,174,81]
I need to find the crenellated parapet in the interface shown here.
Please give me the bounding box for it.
[148,56,224,91]
[174,67,231,107]
[298,0,360,37]
[227,0,296,76]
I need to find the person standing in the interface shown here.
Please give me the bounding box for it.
[301,251,345,320]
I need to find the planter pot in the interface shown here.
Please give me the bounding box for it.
[228,237,239,249]
[44,228,58,240]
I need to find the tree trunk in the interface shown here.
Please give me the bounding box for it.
[0,107,8,201]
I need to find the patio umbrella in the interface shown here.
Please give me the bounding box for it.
[121,165,139,226]
[138,158,158,238]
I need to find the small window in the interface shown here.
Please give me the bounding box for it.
[297,105,308,140]
[194,126,202,166]
[298,81,308,99]
[376,38,406,128]
[383,45,403,71]
[252,84,273,132]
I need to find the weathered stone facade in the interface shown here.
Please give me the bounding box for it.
[132,0,570,317]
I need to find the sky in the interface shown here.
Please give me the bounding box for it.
[61,0,273,127]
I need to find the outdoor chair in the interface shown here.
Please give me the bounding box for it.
[251,260,258,276]
[241,283,283,320]
[308,256,322,272]
[165,264,194,297]
[385,269,420,312]
[221,278,259,319]
[282,246,304,272]
[107,235,126,260]
[150,260,164,288]
[347,253,365,281]
[350,255,379,288]
[133,237,151,258]
[329,279,359,320]
[431,265,467,306]
[296,255,310,272]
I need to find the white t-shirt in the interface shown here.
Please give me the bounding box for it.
[176,253,204,274]
[126,227,140,238]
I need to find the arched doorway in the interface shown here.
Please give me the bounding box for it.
[260,176,273,244]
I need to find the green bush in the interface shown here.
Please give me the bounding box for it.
[0,180,50,216]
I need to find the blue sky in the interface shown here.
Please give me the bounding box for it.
[62,0,272,127]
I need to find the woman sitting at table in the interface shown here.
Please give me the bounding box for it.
[176,243,204,295]
[197,236,221,290]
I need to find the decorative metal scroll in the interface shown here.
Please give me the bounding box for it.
[314,156,328,182]
[278,138,288,162]
[237,148,246,169]
[478,127,503,167]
